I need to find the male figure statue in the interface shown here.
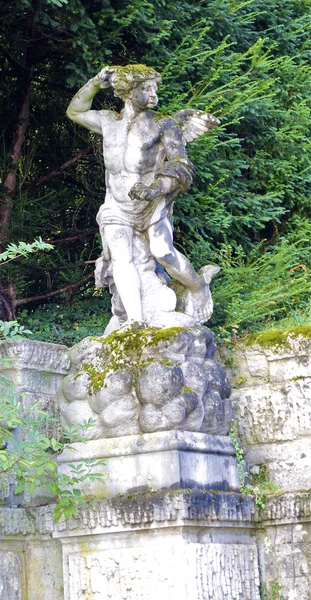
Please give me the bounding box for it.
[67,64,220,328]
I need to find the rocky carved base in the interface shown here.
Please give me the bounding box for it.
[59,325,233,439]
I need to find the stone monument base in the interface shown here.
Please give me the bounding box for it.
[56,491,260,600]
[58,430,240,499]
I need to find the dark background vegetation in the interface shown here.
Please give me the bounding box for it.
[0,0,310,344]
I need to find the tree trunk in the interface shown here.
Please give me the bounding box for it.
[0,18,35,251]
[0,82,31,249]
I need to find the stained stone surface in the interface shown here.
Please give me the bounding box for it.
[57,431,240,497]
[59,325,233,438]
[1,334,311,599]
[258,492,311,600]
[0,490,260,600]
[1,487,311,599]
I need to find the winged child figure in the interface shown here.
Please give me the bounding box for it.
[67,64,220,332]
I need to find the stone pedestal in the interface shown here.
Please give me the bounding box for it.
[0,491,261,600]
[58,431,240,498]
[2,332,311,598]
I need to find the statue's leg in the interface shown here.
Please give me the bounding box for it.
[104,224,143,322]
[149,219,214,323]
[148,218,202,292]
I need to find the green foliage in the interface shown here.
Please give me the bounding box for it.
[229,421,279,508]
[0,371,105,521]
[0,320,33,340]
[261,581,285,600]
[0,239,53,265]
[209,226,311,342]
[18,293,111,345]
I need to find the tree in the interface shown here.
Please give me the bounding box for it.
[0,0,310,338]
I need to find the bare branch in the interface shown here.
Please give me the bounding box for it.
[23,144,94,192]
[14,272,94,307]
[46,229,98,245]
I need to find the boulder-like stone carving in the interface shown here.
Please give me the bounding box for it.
[67,64,220,332]
[59,325,233,438]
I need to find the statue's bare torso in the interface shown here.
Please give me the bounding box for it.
[100,111,165,206]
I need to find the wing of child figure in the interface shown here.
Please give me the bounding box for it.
[172,109,220,141]
[172,108,221,323]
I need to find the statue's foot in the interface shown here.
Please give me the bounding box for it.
[182,285,213,324]
[182,264,220,324]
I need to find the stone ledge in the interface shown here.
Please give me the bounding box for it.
[260,491,311,525]
[57,431,240,498]
[9,487,306,536]
[0,491,255,538]
[58,431,236,462]
[0,339,70,374]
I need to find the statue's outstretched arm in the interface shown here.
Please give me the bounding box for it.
[66,67,115,134]
[130,119,194,202]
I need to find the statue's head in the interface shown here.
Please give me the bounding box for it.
[109,64,162,101]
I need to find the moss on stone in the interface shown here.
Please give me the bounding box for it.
[182,386,195,394]
[110,64,161,98]
[244,325,311,347]
[81,364,106,393]
[159,359,173,366]
[85,324,188,394]
[232,374,248,388]
[169,280,185,299]
[112,63,158,76]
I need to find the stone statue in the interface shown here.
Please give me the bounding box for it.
[67,64,220,331]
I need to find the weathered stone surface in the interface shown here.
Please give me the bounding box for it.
[218,331,311,490]
[57,492,259,600]
[0,339,70,374]
[62,540,260,600]
[0,340,70,426]
[0,340,71,508]
[1,333,311,600]
[59,326,232,438]
[0,551,22,600]
[0,491,259,600]
[136,362,184,405]
[0,490,255,538]
[260,525,311,600]
[3,489,311,600]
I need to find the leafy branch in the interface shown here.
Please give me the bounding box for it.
[0,238,53,266]
[0,378,105,521]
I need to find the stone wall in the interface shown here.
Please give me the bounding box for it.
[217,329,311,491]
[218,328,311,599]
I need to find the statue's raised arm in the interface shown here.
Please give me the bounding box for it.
[67,64,220,332]
[66,67,115,133]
